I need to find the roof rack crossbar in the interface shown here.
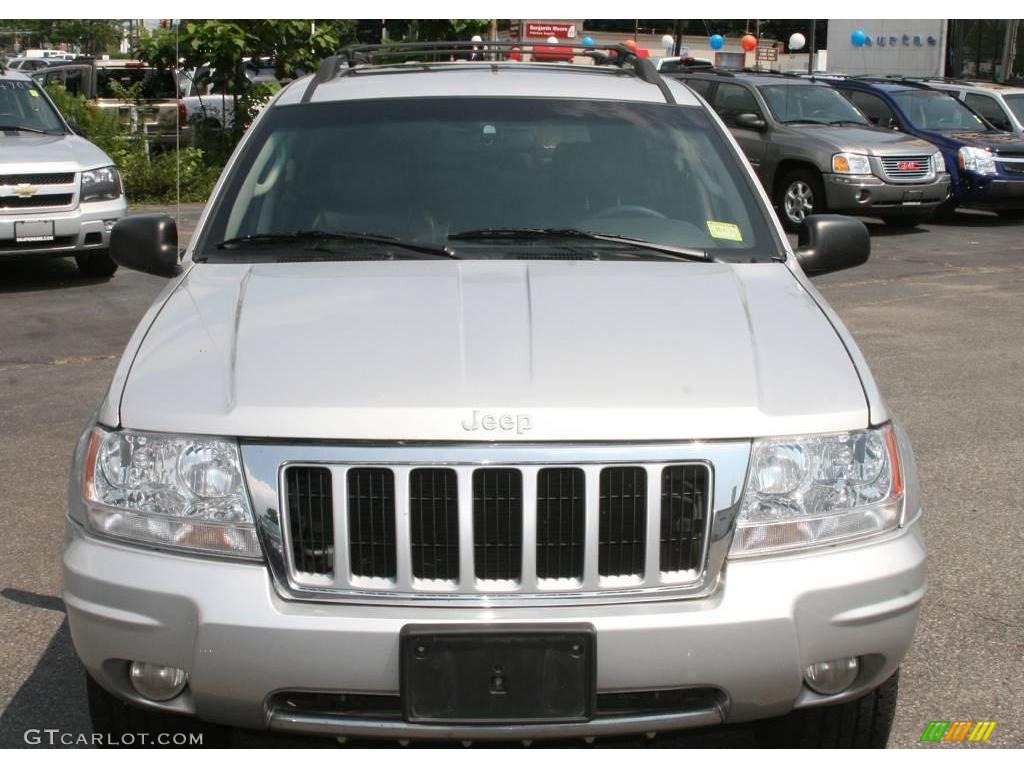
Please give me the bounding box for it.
[299,41,677,105]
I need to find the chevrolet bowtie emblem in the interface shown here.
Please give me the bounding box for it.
[13,183,38,198]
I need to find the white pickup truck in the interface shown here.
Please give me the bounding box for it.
[178,63,280,132]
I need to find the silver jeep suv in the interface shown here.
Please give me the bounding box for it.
[65,43,925,748]
[0,65,126,276]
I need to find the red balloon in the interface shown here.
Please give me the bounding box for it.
[741,34,758,52]
[623,39,637,50]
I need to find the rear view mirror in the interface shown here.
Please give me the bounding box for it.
[734,112,767,131]
[795,215,870,277]
[110,214,181,278]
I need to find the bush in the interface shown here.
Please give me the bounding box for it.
[44,83,223,204]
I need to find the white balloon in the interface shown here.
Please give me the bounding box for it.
[662,34,675,50]
[547,36,558,44]
[471,35,483,43]
[789,32,806,51]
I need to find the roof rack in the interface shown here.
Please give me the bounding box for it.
[300,40,677,105]
[847,74,937,89]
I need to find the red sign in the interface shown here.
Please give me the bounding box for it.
[898,161,921,170]
[525,22,578,40]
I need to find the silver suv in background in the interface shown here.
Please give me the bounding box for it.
[669,70,950,230]
[0,65,126,276]
[66,43,925,748]
[916,78,1024,136]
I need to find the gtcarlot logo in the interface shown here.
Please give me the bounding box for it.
[24,729,203,746]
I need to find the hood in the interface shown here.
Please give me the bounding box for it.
[0,132,113,171]
[922,129,1024,153]
[797,124,937,155]
[118,260,869,441]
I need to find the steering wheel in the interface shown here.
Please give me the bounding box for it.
[590,204,667,220]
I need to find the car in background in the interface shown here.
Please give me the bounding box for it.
[33,59,185,149]
[178,60,281,132]
[656,56,714,73]
[0,66,126,276]
[6,57,59,73]
[667,70,950,229]
[823,77,1024,219]
[914,79,1024,136]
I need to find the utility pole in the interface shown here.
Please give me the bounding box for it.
[673,19,683,56]
[808,19,816,75]
[999,19,1019,82]
[489,19,497,43]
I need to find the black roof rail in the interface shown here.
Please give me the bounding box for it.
[662,66,735,78]
[301,40,676,105]
[847,74,937,89]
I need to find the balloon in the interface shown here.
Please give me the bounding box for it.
[789,32,806,51]
[623,39,637,50]
[741,34,757,52]
[661,34,675,51]
[471,34,482,43]
[851,29,867,47]
[581,36,594,48]
[709,34,725,51]
[547,36,558,44]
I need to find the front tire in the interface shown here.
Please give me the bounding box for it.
[776,169,827,233]
[86,673,230,747]
[754,670,899,748]
[75,250,118,278]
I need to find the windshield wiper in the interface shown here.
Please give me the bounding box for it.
[213,230,458,258]
[448,228,715,263]
[0,124,50,134]
[780,118,833,125]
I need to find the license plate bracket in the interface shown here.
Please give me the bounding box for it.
[14,220,55,243]
[400,624,596,724]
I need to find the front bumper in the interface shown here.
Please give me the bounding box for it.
[823,173,950,215]
[63,517,926,741]
[0,198,126,257]
[955,176,1024,210]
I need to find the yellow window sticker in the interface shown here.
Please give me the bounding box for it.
[29,89,40,97]
[706,220,743,242]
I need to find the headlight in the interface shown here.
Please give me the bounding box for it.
[730,424,904,557]
[958,146,997,175]
[932,151,946,174]
[832,152,872,175]
[80,165,122,202]
[81,428,261,558]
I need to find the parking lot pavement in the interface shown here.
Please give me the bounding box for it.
[1,207,1021,748]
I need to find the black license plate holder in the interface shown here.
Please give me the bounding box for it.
[400,624,596,724]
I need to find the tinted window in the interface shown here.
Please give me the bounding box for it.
[97,67,177,100]
[892,91,987,132]
[712,83,762,125]
[0,79,65,132]
[964,93,1012,131]
[841,90,896,128]
[759,84,869,125]
[200,98,781,262]
[1004,94,1024,125]
[682,78,713,97]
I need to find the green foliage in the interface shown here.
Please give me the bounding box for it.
[4,19,124,55]
[44,83,221,204]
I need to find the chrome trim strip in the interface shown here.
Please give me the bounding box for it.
[241,441,749,607]
[268,704,725,741]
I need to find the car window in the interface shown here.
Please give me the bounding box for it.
[0,78,66,132]
[711,83,763,126]
[97,67,177,100]
[62,68,84,97]
[1004,94,1024,125]
[759,84,869,125]
[840,90,896,128]
[681,78,713,98]
[964,93,1012,131]
[200,97,782,262]
[892,90,986,132]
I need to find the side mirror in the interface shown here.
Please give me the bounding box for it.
[734,112,767,131]
[110,214,181,278]
[795,214,870,277]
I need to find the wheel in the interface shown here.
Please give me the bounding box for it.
[776,169,826,233]
[754,670,899,748]
[86,673,230,747]
[75,250,118,278]
[881,215,927,228]
[996,209,1024,221]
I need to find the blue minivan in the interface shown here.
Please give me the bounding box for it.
[823,77,1024,219]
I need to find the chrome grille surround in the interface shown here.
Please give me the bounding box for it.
[0,171,78,212]
[242,441,750,607]
[877,154,934,182]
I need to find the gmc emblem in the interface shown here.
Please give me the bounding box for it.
[897,161,921,171]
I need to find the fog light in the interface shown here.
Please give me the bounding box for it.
[129,661,188,701]
[804,657,859,695]
[103,219,117,233]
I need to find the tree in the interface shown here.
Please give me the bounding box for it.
[2,19,125,55]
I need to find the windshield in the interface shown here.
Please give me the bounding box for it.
[200,97,781,262]
[758,84,869,125]
[0,78,65,132]
[97,67,178,100]
[1004,94,1024,125]
[892,90,988,132]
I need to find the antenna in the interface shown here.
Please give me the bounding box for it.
[174,19,181,232]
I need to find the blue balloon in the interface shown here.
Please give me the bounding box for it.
[581,36,595,48]
[709,34,725,51]
[851,29,867,47]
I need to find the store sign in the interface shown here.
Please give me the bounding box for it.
[757,46,778,62]
[862,32,938,47]
[525,22,578,39]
